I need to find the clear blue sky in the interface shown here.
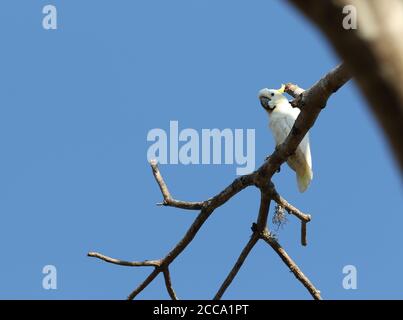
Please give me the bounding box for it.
[0,0,401,299]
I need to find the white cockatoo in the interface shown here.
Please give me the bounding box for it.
[258,85,313,192]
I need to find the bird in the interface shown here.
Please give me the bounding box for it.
[258,85,313,192]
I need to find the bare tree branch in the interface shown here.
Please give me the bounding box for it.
[268,183,311,223]
[301,221,308,247]
[88,252,161,267]
[288,0,403,172]
[268,183,310,246]
[96,170,256,299]
[213,233,259,300]
[89,64,349,300]
[163,268,178,300]
[260,228,322,300]
[128,268,160,300]
[151,159,205,210]
[256,187,272,230]
[213,188,273,299]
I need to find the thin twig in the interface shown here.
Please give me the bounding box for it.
[214,233,259,300]
[150,159,205,210]
[268,183,310,246]
[214,189,272,300]
[87,252,160,267]
[269,184,311,222]
[163,268,178,300]
[127,268,160,300]
[301,221,307,246]
[260,229,322,300]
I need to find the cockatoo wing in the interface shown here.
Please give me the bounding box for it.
[269,108,313,192]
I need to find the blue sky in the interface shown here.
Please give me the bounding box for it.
[0,0,401,299]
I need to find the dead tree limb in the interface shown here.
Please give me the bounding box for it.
[87,252,160,267]
[163,268,178,300]
[88,63,350,300]
[214,233,260,300]
[260,228,322,300]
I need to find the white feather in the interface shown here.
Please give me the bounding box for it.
[268,99,313,192]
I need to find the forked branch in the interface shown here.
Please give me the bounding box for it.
[88,63,350,300]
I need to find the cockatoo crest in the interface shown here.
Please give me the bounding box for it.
[277,84,286,94]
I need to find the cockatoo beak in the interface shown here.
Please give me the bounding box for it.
[259,96,271,111]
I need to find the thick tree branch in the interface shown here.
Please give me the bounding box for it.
[288,0,403,172]
[89,64,348,300]
[256,187,272,231]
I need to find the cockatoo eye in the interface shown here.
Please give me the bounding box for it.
[271,93,275,97]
